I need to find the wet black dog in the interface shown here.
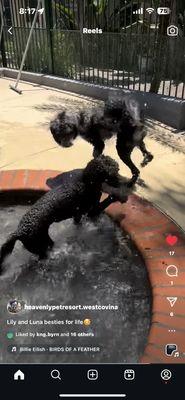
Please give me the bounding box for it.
[50,95,153,185]
[104,96,153,183]
[0,156,131,272]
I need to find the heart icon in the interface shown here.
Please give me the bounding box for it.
[166,235,178,246]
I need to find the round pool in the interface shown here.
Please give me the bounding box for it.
[0,195,151,363]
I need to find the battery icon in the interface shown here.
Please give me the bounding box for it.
[157,7,171,15]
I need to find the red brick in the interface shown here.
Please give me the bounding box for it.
[144,344,185,363]
[145,247,185,259]
[153,295,185,315]
[152,313,185,330]
[0,171,16,190]
[38,170,60,191]
[153,286,185,297]
[145,257,185,270]
[148,269,185,287]
[131,234,181,253]
[10,170,27,190]
[106,202,126,222]
[24,170,41,189]
[148,325,185,349]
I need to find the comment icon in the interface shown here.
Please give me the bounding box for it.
[166,265,178,277]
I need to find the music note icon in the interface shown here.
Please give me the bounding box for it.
[165,344,178,357]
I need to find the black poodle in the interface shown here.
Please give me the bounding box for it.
[0,156,131,272]
[50,95,153,184]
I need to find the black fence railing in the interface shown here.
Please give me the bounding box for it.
[0,0,185,99]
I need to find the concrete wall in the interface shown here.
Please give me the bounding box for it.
[1,67,185,130]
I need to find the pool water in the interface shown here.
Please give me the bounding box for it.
[0,202,151,363]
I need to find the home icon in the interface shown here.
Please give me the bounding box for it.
[14,370,25,381]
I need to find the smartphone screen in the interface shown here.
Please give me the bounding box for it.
[0,0,185,399]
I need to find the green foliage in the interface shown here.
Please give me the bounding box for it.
[91,0,108,15]
[53,2,77,29]
[52,30,78,78]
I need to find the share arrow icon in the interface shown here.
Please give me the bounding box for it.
[167,297,177,307]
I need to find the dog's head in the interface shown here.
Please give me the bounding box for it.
[50,111,78,148]
[83,155,120,187]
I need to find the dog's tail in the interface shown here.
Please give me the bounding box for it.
[0,233,17,269]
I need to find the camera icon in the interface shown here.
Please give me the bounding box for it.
[167,25,179,37]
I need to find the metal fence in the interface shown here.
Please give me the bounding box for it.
[0,0,185,99]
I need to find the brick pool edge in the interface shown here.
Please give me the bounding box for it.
[0,169,185,364]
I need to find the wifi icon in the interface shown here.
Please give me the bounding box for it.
[146,7,155,14]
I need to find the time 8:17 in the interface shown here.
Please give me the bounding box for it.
[19,8,45,15]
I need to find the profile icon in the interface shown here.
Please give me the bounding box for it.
[161,369,172,381]
[7,300,23,314]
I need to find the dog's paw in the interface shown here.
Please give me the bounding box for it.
[136,177,148,188]
[141,154,153,167]
[126,174,139,187]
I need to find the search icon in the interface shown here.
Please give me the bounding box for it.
[51,369,61,380]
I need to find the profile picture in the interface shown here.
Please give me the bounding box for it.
[7,300,23,314]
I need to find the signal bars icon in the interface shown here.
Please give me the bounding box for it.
[133,8,143,15]
[133,8,155,15]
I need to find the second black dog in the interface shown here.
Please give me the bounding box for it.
[0,156,130,272]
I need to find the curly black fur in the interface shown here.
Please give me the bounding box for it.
[50,95,153,184]
[0,156,131,272]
